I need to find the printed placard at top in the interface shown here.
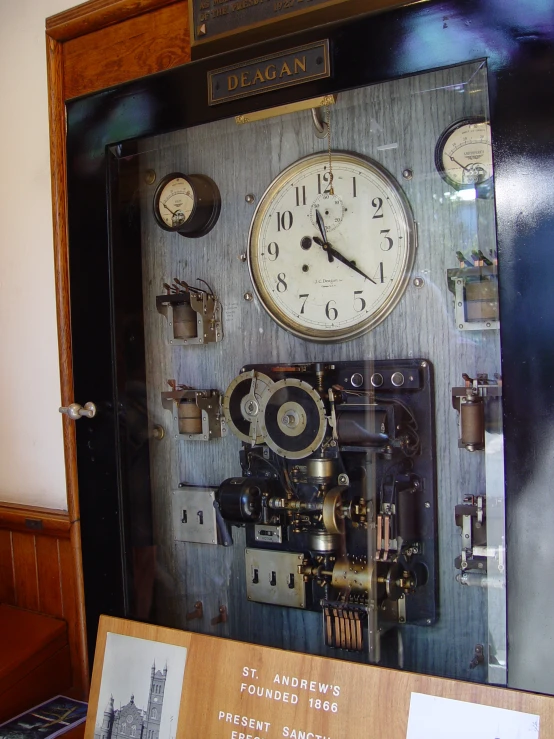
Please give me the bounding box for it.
[208,41,331,105]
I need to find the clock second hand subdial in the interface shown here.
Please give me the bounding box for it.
[313,235,376,283]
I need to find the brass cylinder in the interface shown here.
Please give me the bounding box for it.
[309,532,341,552]
[178,400,202,434]
[460,396,485,450]
[307,458,337,483]
[173,302,197,339]
[331,556,372,594]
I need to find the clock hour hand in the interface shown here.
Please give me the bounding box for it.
[313,236,376,283]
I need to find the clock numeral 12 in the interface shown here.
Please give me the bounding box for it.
[317,172,332,194]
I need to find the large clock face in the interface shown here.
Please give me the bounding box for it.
[248,152,416,342]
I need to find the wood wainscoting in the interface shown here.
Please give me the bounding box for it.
[0,502,86,698]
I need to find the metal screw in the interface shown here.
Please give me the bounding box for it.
[413,277,424,288]
[459,324,464,329]
[486,322,491,328]
[421,361,428,368]
[426,618,432,625]
[338,473,349,485]
[402,169,413,180]
[144,169,156,185]
[244,292,253,301]
[424,501,430,509]
[245,193,256,204]
[239,253,247,262]
[152,425,165,440]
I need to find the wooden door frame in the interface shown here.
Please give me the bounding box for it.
[46,0,190,697]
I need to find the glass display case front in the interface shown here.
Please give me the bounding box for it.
[108,59,506,685]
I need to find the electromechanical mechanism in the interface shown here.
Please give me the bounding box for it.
[216,359,437,659]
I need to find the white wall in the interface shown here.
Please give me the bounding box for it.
[0,0,77,510]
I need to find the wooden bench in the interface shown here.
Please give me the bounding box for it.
[0,604,72,722]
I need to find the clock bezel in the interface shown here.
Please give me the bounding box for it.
[247,151,417,343]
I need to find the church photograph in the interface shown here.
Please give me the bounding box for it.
[93,633,188,739]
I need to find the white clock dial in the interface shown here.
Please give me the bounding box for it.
[436,118,493,189]
[248,152,416,342]
[157,176,194,228]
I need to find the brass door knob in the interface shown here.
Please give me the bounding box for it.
[59,402,97,420]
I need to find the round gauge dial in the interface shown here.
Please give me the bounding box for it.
[435,117,493,191]
[248,152,416,343]
[153,172,221,238]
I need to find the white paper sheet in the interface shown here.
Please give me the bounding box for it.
[406,693,540,739]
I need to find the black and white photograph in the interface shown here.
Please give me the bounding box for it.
[94,632,188,739]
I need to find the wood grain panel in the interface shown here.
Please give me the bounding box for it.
[62,1,190,100]
[47,0,180,41]
[59,536,85,693]
[36,536,64,618]
[0,531,15,605]
[181,635,553,738]
[47,30,90,697]
[84,617,554,739]
[135,62,498,678]
[0,504,86,697]
[11,532,39,611]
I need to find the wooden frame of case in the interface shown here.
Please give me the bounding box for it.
[46,0,192,696]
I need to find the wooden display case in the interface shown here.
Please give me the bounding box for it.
[48,0,554,721]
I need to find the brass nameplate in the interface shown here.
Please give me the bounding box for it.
[208,41,330,105]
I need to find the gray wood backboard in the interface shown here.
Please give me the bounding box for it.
[128,61,503,681]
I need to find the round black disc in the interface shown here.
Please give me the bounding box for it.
[264,385,324,454]
[227,377,252,437]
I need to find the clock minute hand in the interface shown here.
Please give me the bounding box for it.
[315,209,333,263]
[313,236,376,284]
